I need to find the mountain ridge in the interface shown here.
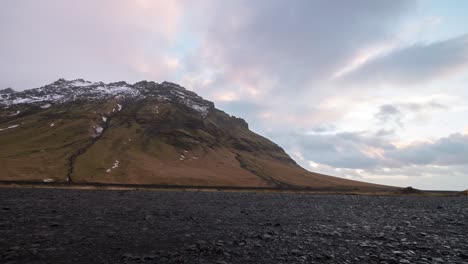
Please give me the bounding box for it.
[1,79,214,117]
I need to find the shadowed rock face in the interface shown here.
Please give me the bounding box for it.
[0,79,390,190]
[0,88,15,95]
[396,187,423,194]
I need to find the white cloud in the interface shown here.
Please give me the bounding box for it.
[340,34,468,85]
[0,0,185,90]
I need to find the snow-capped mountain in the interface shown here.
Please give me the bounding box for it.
[0,79,214,117]
[0,78,390,191]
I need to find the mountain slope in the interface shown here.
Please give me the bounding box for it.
[0,79,392,190]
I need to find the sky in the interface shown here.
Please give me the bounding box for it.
[1,0,467,190]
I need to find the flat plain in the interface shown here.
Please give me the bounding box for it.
[0,188,467,264]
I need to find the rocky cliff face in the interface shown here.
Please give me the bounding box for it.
[0,79,389,190]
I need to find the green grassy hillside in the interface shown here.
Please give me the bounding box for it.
[0,96,393,191]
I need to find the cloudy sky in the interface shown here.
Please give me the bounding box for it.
[1,0,468,190]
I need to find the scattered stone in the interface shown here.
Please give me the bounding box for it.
[380,257,398,264]
[0,189,466,264]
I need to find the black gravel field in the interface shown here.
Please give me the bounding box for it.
[1,188,467,264]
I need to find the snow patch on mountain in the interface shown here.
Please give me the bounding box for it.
[92,125,103,137]
[106,160,119,173]
[189,104,209,117]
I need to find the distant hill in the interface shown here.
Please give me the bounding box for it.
[0,79,392,191]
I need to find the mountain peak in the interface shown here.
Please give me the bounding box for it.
[0,88,15,94]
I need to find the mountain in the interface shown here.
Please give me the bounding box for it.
[0,79,391,190]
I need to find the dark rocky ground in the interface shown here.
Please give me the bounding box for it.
[0,188,467,264]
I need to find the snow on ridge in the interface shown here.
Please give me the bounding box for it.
[41,103,51,109]
[69,79,96,87]
[8,94,64,106]
[96,85,137,96]
[0,124,19,131]
[1,79,213,117]
[169,89,211,116]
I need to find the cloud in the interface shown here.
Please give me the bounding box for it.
[271,130,468,173]
[0,0,184,90]
[176,0,418,136]
[321,163,468,190]
[183,0,414,98]
[403,101,446,111]
[387,133,468,166]
[308,124,337,134]
[270,131,395,169]
[341,34,468,85]
[375,101,447,127]
[267,129,468,189]
[375,104,402,126]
